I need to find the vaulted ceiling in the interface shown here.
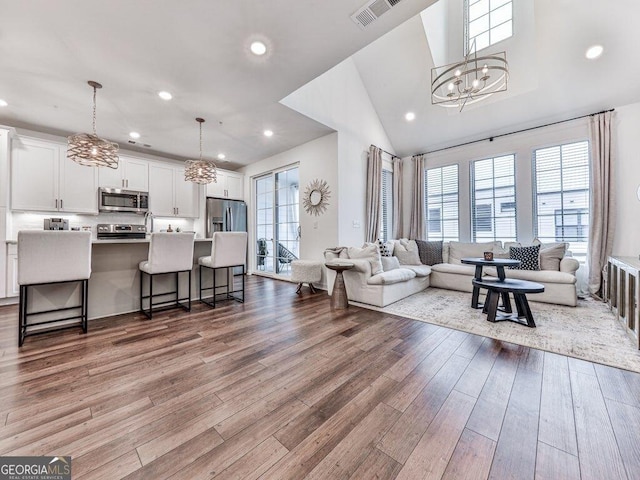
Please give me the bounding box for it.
[1,0,636,168]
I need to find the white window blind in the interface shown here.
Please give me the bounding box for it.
[380,169,393,241]
[425,165,459,241]
[533,141,590,257]
[471,154,517,242]
[465,0,513,54]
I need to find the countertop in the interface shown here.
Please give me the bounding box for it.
[6,237,213,245]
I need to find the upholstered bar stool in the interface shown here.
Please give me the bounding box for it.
[198,231,247,307]
[18,230,92,347]
[291,260,322,293]
[139,232,195,319]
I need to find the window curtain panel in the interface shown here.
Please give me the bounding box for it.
[409,154,426,240]
[392,157,403,239]
[365,145,383,243]
[588,110,616,297]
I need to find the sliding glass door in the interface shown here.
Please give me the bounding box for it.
[255,166,300,275]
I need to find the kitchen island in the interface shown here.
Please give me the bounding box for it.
[11,237,221,321]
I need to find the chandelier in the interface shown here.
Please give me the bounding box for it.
[184,118,217,184]
[431,43,508,112]
[67,81,119,168]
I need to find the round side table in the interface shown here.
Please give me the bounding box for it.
[325,261,354,309]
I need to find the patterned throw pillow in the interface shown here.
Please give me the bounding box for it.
[414,240,443,266]
[509,244,541,270]
[377,239,395,257]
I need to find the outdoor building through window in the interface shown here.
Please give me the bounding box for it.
[533,141,590,258]
[425,164,459,241]
[465,0,513,54]
[471,154,517,242]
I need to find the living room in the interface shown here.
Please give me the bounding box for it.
[1,1,639,479]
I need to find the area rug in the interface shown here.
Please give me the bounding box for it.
[357,288,640,373]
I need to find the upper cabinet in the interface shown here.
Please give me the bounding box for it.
[98,155,148,191]
[205,170,244,200]
[11,137,98,214]
[148,163,199,218]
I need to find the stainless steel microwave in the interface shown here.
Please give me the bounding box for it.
[98,188,149,213]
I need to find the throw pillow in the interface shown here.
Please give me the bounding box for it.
[539,243,567,271]
[348,244,383,275]
[393,239,421,265]
[377,239,395,257]
[509,244,541,270]
[381,256,400,272]
[414,239,443,266]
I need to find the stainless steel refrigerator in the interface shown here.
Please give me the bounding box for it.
[205,197,247,237]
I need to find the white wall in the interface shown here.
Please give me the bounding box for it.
[613,101,640,257]
[281,57,395,246]
[239,133,339,274]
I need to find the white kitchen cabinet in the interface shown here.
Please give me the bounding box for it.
[6,243,18,298]
[11,137,98,214]
[205,170,244,200]
[98,156,148,191]
[149,164,199,218]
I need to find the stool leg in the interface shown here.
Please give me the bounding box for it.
[18,285,25,347]
[309,283,317,294]
[188,270,192,311]
[213,267,217,308]
[82,279,88,334]
[296,283,303,294]
[149,274,154,319]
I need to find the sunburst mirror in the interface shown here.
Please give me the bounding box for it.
[302,179,331,216]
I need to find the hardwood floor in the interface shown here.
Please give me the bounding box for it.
[1,275,639,479]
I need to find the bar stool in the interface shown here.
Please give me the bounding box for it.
[18,230,92,347]
[198,232,247,307]
[139,232,195,319]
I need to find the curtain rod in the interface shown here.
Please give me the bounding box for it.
[370,144,399,159]
[415,108,615,156]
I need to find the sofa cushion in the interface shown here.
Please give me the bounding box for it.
[509,244,540,270]
[430,263,477,276]
[401,264,432,277]
[348,244,383,275]
[394,239,421,265]
[368,268,416,285]
[415,239,443,265]
[377,239,395,257]
[491,268,577,284]
[448,241,502,264]
[381,256,401,272]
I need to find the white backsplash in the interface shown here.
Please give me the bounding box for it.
[9,212,201,240]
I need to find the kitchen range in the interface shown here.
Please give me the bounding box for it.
[97,223,147,239]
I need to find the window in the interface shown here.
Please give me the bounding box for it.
[465,0,513,54]
[380,168,393,241]
[471,154,516,242]
[254,166,300,275]
[533,141,590,257]
[425,165,459,241]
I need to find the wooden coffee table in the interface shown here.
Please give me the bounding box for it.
[325,261,354,310]
[461,257,521,310]
[472,278,544,327]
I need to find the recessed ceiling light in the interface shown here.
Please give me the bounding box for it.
[158,91,173,100]
[263,129,274,137]
[250,41,267,56]
[217,153,226,160]
[0,99,8,107]
[585,45,604,60]
[129,131,141,139]
[405,112,416,121]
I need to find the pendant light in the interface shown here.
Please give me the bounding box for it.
[184,117,217,184]
[67,81,119,168]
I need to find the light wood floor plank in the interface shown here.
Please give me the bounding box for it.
[534,441,581,480]
[441,428,496,480]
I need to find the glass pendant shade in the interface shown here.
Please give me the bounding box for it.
[184,118,217,184]
[67,81,119,168]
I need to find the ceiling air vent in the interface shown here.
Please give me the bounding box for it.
[350,0,403,29]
